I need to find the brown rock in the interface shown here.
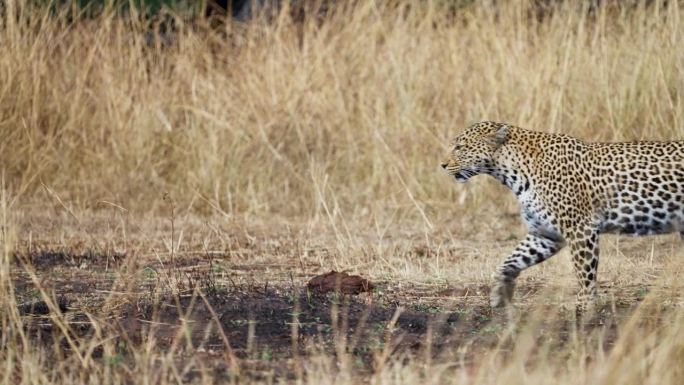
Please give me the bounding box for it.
[307,270,374,295]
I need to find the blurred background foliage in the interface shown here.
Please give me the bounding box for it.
[9,0,223,19]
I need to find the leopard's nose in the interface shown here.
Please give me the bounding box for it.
[440,162,448,170]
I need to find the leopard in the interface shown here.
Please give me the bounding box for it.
[441,121,684,311]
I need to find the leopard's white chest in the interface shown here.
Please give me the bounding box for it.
[518,188,562,241]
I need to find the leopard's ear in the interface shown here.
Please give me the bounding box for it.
[492,124,510,146]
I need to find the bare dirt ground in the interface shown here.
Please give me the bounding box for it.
[8,210,679,383]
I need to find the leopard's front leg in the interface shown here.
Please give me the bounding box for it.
[491,232,565,307]
[567,224,600,313]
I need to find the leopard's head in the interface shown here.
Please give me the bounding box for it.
[441,121,510,182]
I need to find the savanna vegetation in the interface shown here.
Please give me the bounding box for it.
[1,1,684,383]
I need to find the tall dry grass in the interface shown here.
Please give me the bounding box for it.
[2,1,683,224]
[3,1,684,384]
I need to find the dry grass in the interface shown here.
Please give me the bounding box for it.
[3,0,683,221]
[2,0,684,384]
